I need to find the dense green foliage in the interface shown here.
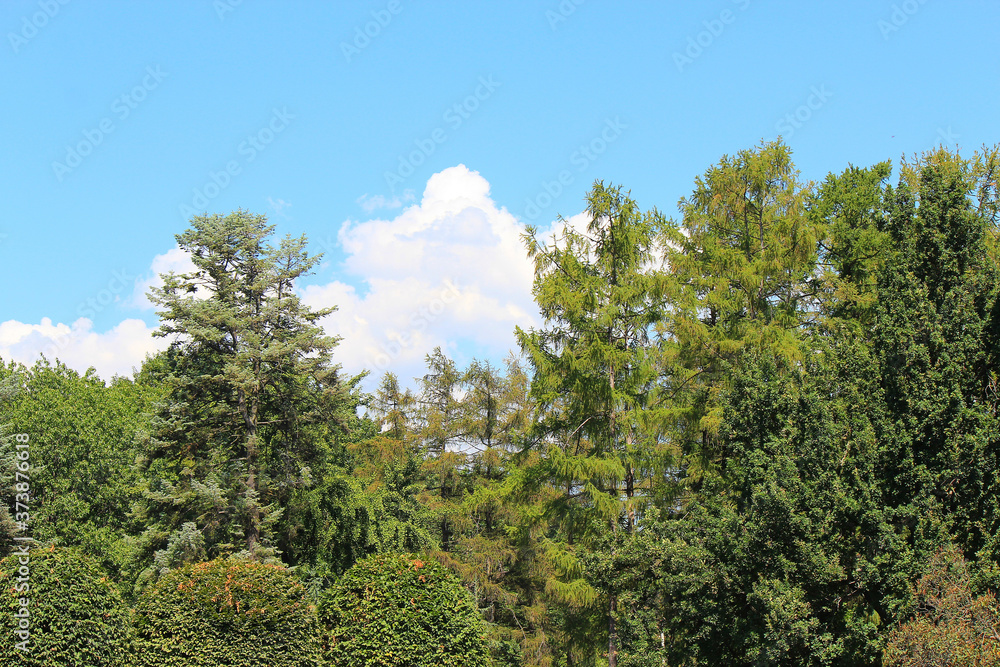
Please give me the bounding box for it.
[2,142,999,665]
[0,546,133,666]
[133,557,322,666]
[0,372,22,554]
[515,183,673,664]
[320,553,489,665]
[0,360,161,588]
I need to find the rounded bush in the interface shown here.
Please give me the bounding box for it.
[0,545,132,666]
[132,556,322,667]
[321,553,488,666]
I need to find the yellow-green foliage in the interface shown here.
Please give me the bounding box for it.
[0,545,132,666]
[132,557,322,667]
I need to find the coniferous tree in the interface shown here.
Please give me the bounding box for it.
[517,181,668,666]
[811,161,893,325]
[660,139,820,490]
[370,371,416,442]
[873,149,1000,565]
[138,210,361,568]
[418,348,464,551]
[445,356,534,660]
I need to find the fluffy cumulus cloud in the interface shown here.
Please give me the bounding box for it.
[0,317,165,380]
[301,164,543,386]
[2,165,585,387]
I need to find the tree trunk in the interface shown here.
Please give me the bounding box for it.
[245,424,260,555]
[238,374,262,556]
[608,592,618,667]
[441,471,451,550]
[625,428,635,533]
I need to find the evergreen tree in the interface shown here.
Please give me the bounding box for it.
[873,149,1000,566]
[138,210,361,567]
[623,324,930,663]
[443,356,535,662]
[810,161,893,325]
[370,371,416,442]
[417,348,464,551]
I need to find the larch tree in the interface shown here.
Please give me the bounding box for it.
[447,356,533,650]
[417,348,464,551]
[660,138,820,489]
[369,371,416,443]
[516,181,668,666]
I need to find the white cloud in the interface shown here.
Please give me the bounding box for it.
[267,197,293,219]
[0,244,196,381]
[0,317,166,380]
[301,164,544,387]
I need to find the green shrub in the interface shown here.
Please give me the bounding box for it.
[132,556,322,667]
[0,545,133,666]
[320,553,489,666]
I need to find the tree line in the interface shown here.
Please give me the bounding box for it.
[2,139,1000,665]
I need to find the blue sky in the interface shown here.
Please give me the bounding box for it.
[1,0,998,387]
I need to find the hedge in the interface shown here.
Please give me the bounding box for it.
[0,545,133,666]
[132,556,322,666]
[320,553,489,666]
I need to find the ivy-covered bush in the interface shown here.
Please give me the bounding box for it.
[0,545,133,666]
[132,556,322,667]
[320,553,489,666]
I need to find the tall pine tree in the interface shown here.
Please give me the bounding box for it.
[138,210,360,567]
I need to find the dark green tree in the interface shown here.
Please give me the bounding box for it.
[873,149,1000,566]
[137,210,362,568]
[604,330,918,665]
